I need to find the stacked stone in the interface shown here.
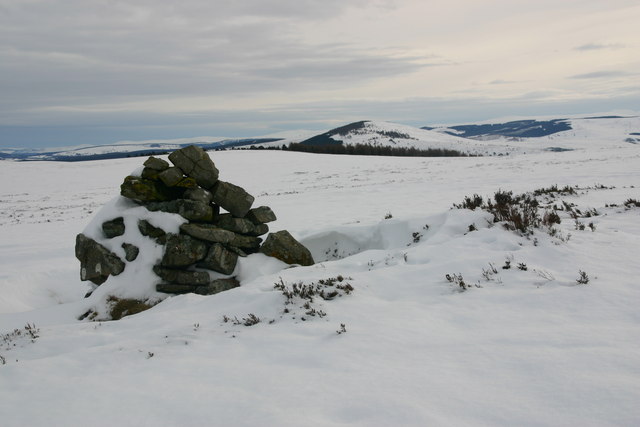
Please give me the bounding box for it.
[75,145,314,297]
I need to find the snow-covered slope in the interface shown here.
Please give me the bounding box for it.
[295,120,517,156]
[1,142,640,425]
[428,114,640,153]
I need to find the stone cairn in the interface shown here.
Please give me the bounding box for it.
[75,145,314,296]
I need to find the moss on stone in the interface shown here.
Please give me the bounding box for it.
[107,296,157,320]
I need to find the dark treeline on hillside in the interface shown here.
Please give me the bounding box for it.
[285,142,472,157]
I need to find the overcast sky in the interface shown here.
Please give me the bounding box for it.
[1,0,638,148]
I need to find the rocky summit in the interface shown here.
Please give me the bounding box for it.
[75,145,314,302]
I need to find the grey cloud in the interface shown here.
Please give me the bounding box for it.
[569,71,630,79]
[575,43,625,51]
[0,0,430,120]
[488,79,517,85]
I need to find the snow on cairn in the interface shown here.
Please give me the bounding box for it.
[75,145,314,320]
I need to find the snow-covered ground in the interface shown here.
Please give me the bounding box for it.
[1,133,640,426]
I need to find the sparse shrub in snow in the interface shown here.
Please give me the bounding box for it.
[502,255,513,270]
[576,270,590,285]
[624,198,640,208]
[532,184,576,197]
[273,276,353,322]
[455,190,546,235]
[542,210,561,227]
[481,263,498,281]
[222,314,261,326]
[454,194,484,210]
[242,314,261,326]
[1,324,40,364]
[445,273,473,291]
[2,323,40,348]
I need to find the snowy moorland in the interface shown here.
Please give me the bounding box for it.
[1,129,640,426]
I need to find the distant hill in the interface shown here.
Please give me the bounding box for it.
[2,114,638,161]
[295,120,511,156]
[0,138,283,162]
[423,119,572,139]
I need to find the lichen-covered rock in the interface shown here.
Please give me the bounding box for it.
[160,234,208,267]
[143,156,169,171]
[121,242,139,261]
[75,233,126,285]
[141,167,161,180]
[156,283,198,294]
[260,230,314,266]
[153,266,211,285]
[158,167,185,187]
[183,188,214,204]
[138,219,167,244]
[102,217,125,238]
[216,214,267,236]
[107,296,156,320]
[168,145,219,189]
[193,278,240,295]
[230,234,262,251]
[246,206,277,224]
[180,223,234,243]
[156,278,239,295]
[120,175,179,203]
[227,246,248,257]
[211,181,254,218]
[173,177,198,189]
[145,199,215,222]
[197,243,238,275]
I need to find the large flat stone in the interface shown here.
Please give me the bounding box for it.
[138,220,167,244]
[183,188,214,204]
[153,266,211,285]
[158,167,185,187]
[229,234,262,251]
[197,243,238,275]
[156,283,199,294]
[75,233,125,285]
[120,176,179,203]
[259,230,314,266]
[211,181,254,218]
[161,234,208,267]
[216,214,267,236]
[143,156,169,171]
[180,223,234,243]
[102,217,125,238]
[145,199,215,222]
[193,278,240,295]
[246,206,277,224]
[168,145,219,189]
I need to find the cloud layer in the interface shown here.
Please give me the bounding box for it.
[1,0,639,147]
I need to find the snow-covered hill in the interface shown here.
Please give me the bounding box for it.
[1,140,640,425]
[294,120,518,156]
[428,114,640,151]
[282,114,640,156]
